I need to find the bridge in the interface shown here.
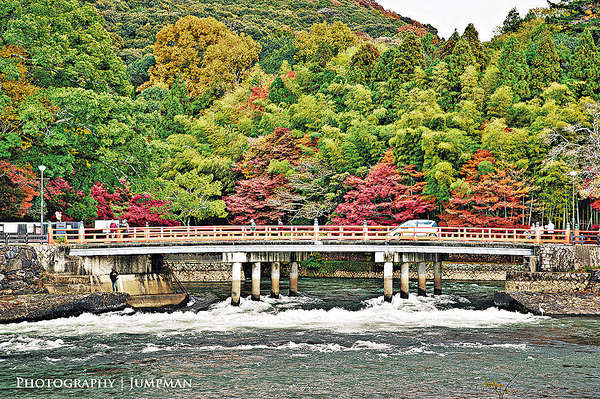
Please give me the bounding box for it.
[44,224,597,305]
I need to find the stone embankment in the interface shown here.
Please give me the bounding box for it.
[495,270,600,316]
[494,291,600,317]
[0,292,130,324]
[0,246,47,295]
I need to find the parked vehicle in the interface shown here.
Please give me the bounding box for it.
[390,220,439,238]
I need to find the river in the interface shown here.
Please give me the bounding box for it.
[1,278,599,398]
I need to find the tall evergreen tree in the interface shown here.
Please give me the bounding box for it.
[571,28,600,97]
[501,7,522,34]
[349,43,380,85]
[397,33,424,81]
[371,33,423,89]
[448,38,477,97]
[463,23,487,68]
[531,34,561,93]
[437,30,460,58]
[498,37,531,101]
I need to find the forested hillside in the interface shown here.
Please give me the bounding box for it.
[1,0,599,229]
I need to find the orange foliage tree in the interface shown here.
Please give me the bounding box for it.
[0,161,38,219]
[441,151,532,227]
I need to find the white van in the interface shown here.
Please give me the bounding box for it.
[390,220,439,238]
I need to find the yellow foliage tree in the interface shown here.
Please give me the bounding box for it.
[294,21,358,65]
[140,16,261,98]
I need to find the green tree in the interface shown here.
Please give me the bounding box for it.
[463,23,486,68]
[348,43,380,85]
[2,0,131,95]
[571,29,600,98]
[531,34,561,94]
[448,38,477,98]
[269,76,296,105]
[497,37,531,101]
[501,7,522,34]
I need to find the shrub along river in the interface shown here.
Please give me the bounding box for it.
[1,278,599,398]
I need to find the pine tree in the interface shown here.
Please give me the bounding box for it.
[501,7,522,34]
[498,37,531,101]
[448,38,477,97]
[531,34,561,93]
[397,32,424,81]
[437,30,460,58]
[571,29,600,98]
[463,23,487,68]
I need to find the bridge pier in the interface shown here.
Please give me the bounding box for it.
[232,262,242,306]
[417,261,427,297]
[252,262,261,301]
[289,261,299,297]
[400,262,410,299]
[434,257,442,296]
[383,261,393,302]
[270,261,280,298]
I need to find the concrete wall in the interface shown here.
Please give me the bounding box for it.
[505,270,600,293]
[89,273,174,295]
[301,262,523,281]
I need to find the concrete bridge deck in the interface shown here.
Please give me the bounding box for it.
[69,242,535,257]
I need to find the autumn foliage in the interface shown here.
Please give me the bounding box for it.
[441,152,532,228]
[331,154,435,225]
[225,176,287,224]
[0,161,38,219]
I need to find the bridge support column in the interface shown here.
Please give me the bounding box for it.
[400,262,410,299]
[232,262,242,306]
[433,257,442,296]
[383,261,393,302]
[289,261,298,297]
[270,262,280,298]
[417,261,427,297]
[252,262,261,301]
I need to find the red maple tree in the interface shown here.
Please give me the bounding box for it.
[0,161,38,218]
[225,176,288,224]
[90,180,131,219]
[91,180,179,226]
[122,194,180,227]
[331,153,435,225]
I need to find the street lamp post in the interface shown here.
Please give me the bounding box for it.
[569,171,577,230]
[39,165,46,233]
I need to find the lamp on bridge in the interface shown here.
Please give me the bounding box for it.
[39,165,46,233]
[569,171,578,230]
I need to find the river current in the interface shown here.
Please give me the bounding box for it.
[1,278,599,398]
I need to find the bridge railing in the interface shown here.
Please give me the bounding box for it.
[45,224,600,245]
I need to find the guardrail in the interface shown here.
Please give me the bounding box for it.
[1,233,49,244]
[45,225,600,246]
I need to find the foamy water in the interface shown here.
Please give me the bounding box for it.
[0,279,597,399]
[0,293,542,337]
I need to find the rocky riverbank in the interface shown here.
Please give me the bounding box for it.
[494,291,600,317]
[0,293,130,324]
